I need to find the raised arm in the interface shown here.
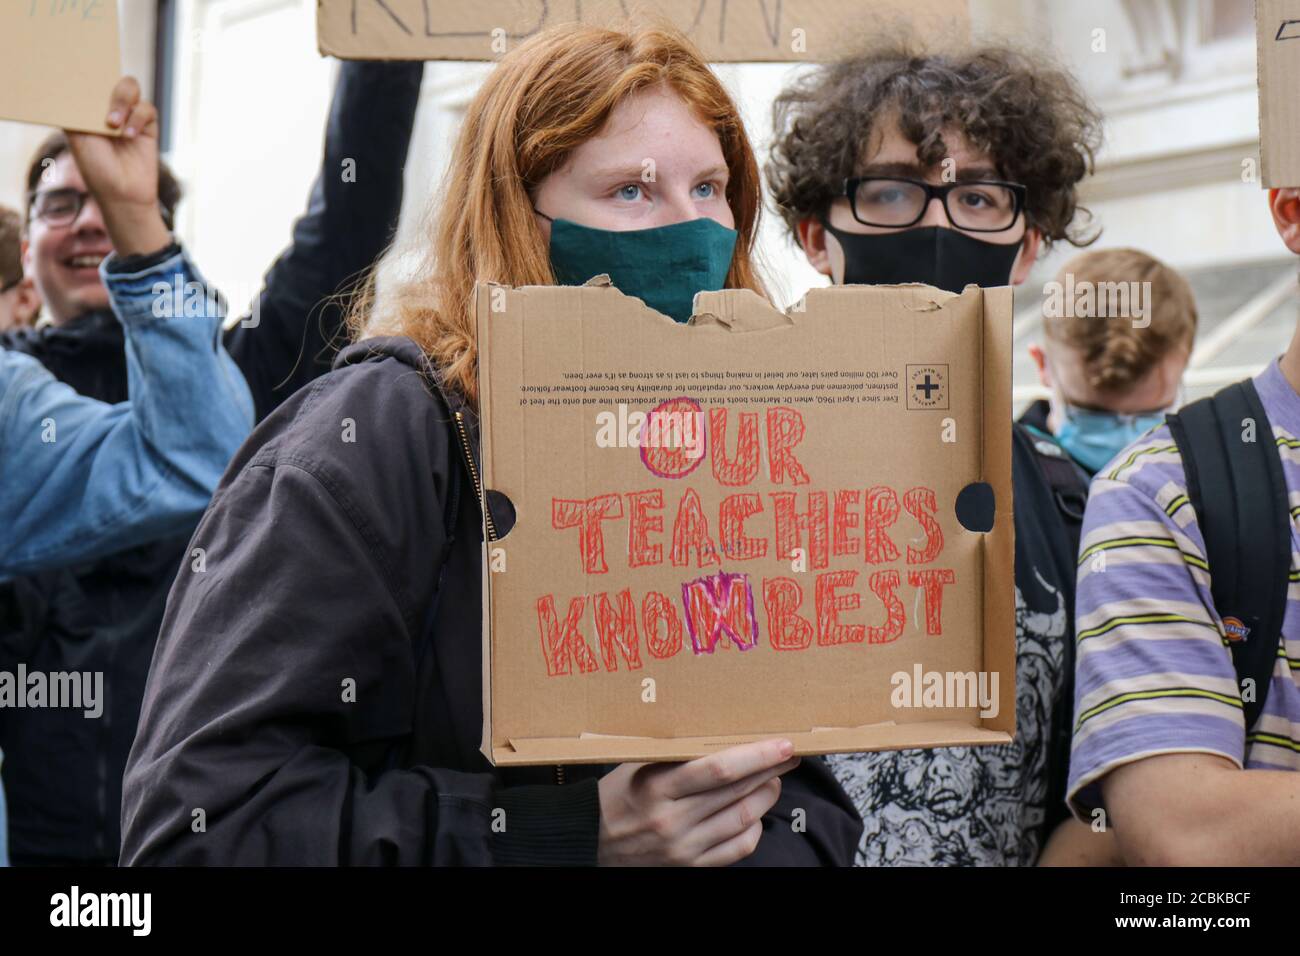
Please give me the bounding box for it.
[223,61,424,420]
[0,337,249,578]
[0,81,253,577]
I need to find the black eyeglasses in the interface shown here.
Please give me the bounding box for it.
[28,187,94,228]
[28,187,173,230]
[843,176,1027,233]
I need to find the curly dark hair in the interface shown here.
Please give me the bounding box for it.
[766,38,1104,250]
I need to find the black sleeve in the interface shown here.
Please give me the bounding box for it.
[223,61,424,421]
[734,756,862,866]
[118,375,598,866]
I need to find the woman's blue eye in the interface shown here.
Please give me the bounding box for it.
[617,184,642,201]
[695,182,716,199]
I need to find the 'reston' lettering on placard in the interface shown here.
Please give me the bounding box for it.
[0,0,122,133]
[317,0,971,63]
[1257,0,1300,188]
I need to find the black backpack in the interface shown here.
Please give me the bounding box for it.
[1166,378,1291,733]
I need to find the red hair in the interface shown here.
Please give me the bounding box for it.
[350,22,768,407]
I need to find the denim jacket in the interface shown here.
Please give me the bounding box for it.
[0,247,254,578]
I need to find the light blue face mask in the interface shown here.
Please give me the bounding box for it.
[536,211,738,323]
[1055,404,1169,474]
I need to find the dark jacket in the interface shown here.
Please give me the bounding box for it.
[120,337,863,866]
[0,61,423,865]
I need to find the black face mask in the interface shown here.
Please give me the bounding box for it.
[819,218,1023,293]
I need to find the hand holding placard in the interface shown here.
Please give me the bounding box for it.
[597,739,798,865]
[0,0,123,133]
[64,77,171,259]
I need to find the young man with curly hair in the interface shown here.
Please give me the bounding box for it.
[766,38,1116,866]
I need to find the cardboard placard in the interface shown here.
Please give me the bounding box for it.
[317,0,970,62]
[1257,0,1300,187]
[476,280,1016,765]
[0,0,121,134]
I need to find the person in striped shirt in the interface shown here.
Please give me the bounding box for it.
[1067,186,1300,864]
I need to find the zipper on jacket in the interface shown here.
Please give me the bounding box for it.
[455,412,557,783]
[454,410,498,541]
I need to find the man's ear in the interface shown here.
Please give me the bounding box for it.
[796,216,834,278]
[1028,342,1051,388]
[1010,226,1043,286]
[1270,188,1300,255]
[15,277,41,327]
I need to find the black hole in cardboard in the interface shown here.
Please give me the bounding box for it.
[955,482,995,533]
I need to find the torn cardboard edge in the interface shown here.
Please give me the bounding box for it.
[511,274,971,333]
[475,279,1016,765]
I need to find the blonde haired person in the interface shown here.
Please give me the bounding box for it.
[119,23,861,867]
[1025,248,1195,865]
[1025,247,1197,475]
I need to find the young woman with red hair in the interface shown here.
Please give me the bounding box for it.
[119,22,860,867]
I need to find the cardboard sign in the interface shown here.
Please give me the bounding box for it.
[0,0,121,134]
[475,280,1015,765]
[318,0,970,62]
[1257,0,1300,187]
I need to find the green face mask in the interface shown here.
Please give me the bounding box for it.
[537,211,738,323]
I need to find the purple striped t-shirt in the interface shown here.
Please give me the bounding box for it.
[1068,358,1300,818]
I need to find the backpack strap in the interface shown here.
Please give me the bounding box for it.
[1022,424,1090,557]
[1165,379,1290,733]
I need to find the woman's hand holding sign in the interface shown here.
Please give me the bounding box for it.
[598,738,799,865]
